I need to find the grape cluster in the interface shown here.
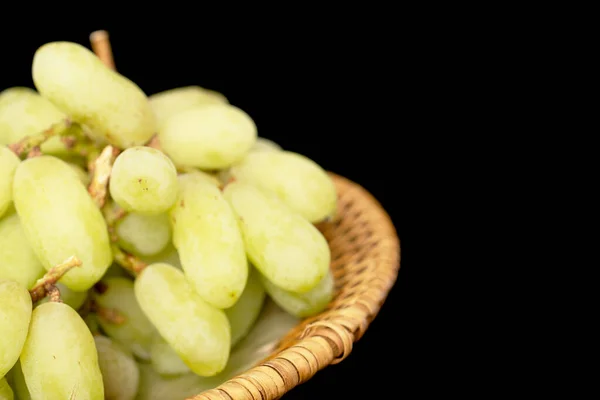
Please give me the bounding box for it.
[0,40,337,399]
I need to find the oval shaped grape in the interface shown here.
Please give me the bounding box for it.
[20,302,104,399]
[149,85,228,128]
[230,151,337,223]
[159,104,257,169]
[0,87,81,155]
[170,173,248,309]
[0,146,19,218]
[32,41,156,148]
[92,277,157,360]
[225,267,266,348]
[261,269,334,318]
[0,280,32,379]
[223,182,330,294]
[95,335,139,400]
[134,263,231,377]
[0,212,45,290]
[116,212,171,257]
[110,147,178,215]
[12,156,112,291]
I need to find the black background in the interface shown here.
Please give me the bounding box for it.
[1,22,422,399]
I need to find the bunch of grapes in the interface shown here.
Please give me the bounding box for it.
[0,37,338,399]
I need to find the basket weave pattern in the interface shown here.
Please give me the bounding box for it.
[191,173,401,399]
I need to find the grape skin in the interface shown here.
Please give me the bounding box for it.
[0,146,19,218]
[94,335,139,400]
[110,147,179,215]
[150,334,191,376]
[116,212,172,257]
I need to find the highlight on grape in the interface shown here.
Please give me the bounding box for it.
[0,33,337,399]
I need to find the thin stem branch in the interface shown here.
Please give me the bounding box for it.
[45,284,62,303]
[90,30,116,70]
[29,256,82,303]
[111,244,147,276]
[88,145,120,208]
[9,118,72,157]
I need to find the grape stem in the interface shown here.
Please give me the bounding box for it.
[8,118,72,157]
[29,255,82,303]
[146,134,162,150]
[88,145,121,208]
[27,147,42,158]
[46,284,63,303]
[111,244,147,276]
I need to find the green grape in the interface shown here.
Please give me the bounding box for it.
[32,42,156,148]
[230,151,337,223]
[149,85,228,128]
[0,146,19,218]
[159,104,257,170]
[19,302,104,400]
[170,173,248,309]
[0,212,45,289]
[37,283,87,310]
[136,363,224,400]
[150,334,191,376]
[92,277,157,360]
[0,87,84,156]
[223,182,331,294]
[115,212,171,257]
[94,335,139,400]
[109,147,178,215]
[12,156,112,291]
[250,137,282,153]
[261,268,334,318]
[0,280,32,379]
[134,263,231,377]
[225,267,266,348]
[7,361,30,400]
[68,162,91,186]
[0,377,13,400]
[139,243,182,270]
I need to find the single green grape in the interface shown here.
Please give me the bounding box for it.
[0,280,32,379]
[0,377,13,400]
[116,212,171,257]
[109,147,178,215]
[19,302,104,400]
[0,212,45,289]
[134,263,231,377]
[150,334,191,376]
[32,41,156,148]
[260,269,334,318]
[12,156,112,291]
[159,104,257,170]
[225,267,266,348]
[223,182,330,294]
[149,85,228,128]
[94,335,139,400]
[170,173,248,309]
[229,150,337,223]
[92,277,157,360]
[0,146,19,218]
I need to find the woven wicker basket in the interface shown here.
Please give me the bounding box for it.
[189,172,401,399]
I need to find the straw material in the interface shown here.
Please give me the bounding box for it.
[190,172,401,399]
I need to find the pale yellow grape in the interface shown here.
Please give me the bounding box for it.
[116,212,171,257]
[0,146,19,218]
[20,302,104,400]
[134,263,231,377]
[0,280,32,379]
[149,85,228,128]
[32,42,156,148]
[94,336,139,400]
[250,137,282,153]
[159,104,257,169]
[230,151,337,223]
[150,334,191,376]
[92,277,157,360]
[261,268,334,318]
[223,182,330,294]
[170,173,247,309]
[0,377,13,400]
[225,267,266,348]
[37,283,87,310]
[0,87,80,155]
[12,156,112,291]
[110,147,178,215]
[0,212,45,289]
[6,361,28,400]
[139,243,182,270]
